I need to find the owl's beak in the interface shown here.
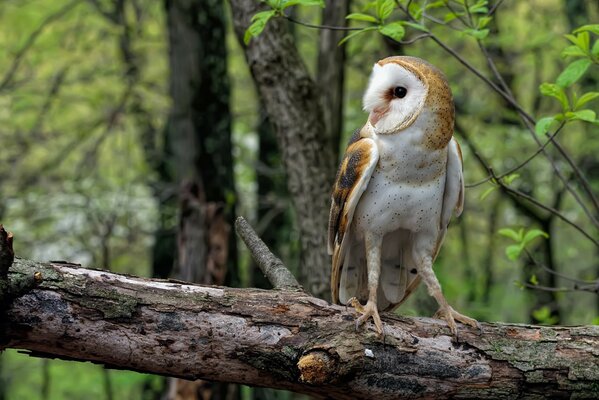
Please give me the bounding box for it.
[369,107,387,126]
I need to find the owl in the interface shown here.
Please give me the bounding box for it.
[328,56,478,336]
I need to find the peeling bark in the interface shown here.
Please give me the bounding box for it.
[2,258,599,399]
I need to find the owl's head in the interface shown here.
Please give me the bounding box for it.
[363,56,453,134]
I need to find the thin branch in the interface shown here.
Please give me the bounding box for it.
[499,180,599,247]
[466,122,565,188]
[457,123,598,246]
[284,15,361,31]
[234,216,302,290]
[524,249,597,286]
[0,0,81,92]
[488,0,505,17]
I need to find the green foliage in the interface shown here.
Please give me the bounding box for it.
[378,22,405,42]
[532,306,559,325]
[498,228,549,261]
[243,0,324,44]
[244,10,277,45]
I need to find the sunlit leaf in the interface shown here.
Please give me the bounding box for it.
[556,59,592,87]
[503,173,520,185]
[378,22,405,42]
[401,21,429,32]
[522,229,549,246]
[338,26,377,45]
[539,83,569,110]
[574,92,599,109]
[561,45,587,58]
[376,0,394,21]
[244,10,277,45]
[480,186,496,200]
[567,109,596,122]
[529,274,538,286]
[535,116,555,135]
[464,28,489,40]
[346,13,378,23]
[498,228,521,242]
[506,244,523,260]
[574,24,599,35]
[281,0,325,9]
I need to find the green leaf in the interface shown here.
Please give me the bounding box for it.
[408,2,423,20]
[561,45,587,58]
[539,83,569,110]
[503,173,520,185]
[535,116,556,135]
[498,228,521,242]
[424,1,446,10]
[280,0,324,9]
[478,16,492,29]
[529,274,538,286]
[464,28,489,40]
[592,316,599,325]
[556,59,592,87]
[480,186,496,200]
[401,21,429,32]
[592,40,599,56]
[506,244,523,261]
[532,306,551,322]
[444,11,465,22]
[338,26,376,45]
[346,13,378,23]
[244,10,277,45]
[376,0,394,21]
[568,109,597,122]
[574,24,599,35]
[379,22,406,42]
[575,92,599,109]
[469,0,489,14]
[522,229,549,246]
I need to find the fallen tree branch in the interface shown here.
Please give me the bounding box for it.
[1,258,598,399]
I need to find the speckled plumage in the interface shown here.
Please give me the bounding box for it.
[328,56,476,336]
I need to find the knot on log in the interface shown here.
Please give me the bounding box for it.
[297,350,337,384]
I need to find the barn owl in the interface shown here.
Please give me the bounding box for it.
[328,56,478,336]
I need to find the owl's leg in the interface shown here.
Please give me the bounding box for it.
[413,238,479,337]
[349,232,383,335]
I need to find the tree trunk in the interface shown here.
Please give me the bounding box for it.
[164,0,238,286]
[317,0,350,162]
[2,258,599,399]
[230,0,336,300]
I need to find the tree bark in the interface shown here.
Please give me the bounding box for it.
[2,258,599,399]
[317,0,350,163]
[230,0,336,300]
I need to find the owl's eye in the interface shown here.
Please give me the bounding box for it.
[393,86,407,98]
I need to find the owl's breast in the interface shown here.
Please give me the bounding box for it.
[352,124,448,237]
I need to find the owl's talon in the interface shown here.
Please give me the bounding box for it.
[434,305,478,339]
[350,299,384,336]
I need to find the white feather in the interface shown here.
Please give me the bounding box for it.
[362,63,427,134]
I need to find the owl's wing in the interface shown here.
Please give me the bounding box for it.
[435,137,464,257]
[328,127,379,304]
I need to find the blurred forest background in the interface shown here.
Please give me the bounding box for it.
[1,0,598,398]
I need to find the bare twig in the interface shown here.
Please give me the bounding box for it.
[466,122,565,188]
[235,217,302,290]
[488,0,505,17]
[524,249,597,285]
[284,15,361,31]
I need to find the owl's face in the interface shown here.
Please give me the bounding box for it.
[363,58,429,134]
